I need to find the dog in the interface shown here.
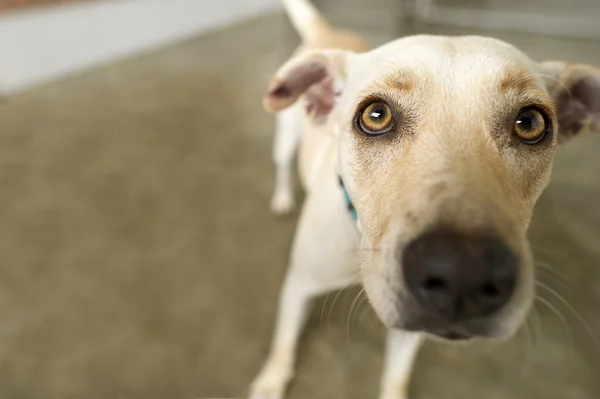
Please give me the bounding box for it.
[252,0,600,398]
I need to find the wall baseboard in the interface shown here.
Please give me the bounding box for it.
[0,0,281,94]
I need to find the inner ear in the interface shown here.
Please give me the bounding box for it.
[541,61,600,140]
[556,76,600,139]
[265,60,329,110]
[263,50,349,124]
[304,76,338,123]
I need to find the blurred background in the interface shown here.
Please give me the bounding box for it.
[1,0,600,398]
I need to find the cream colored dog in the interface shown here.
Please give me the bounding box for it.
[253,1,600,398]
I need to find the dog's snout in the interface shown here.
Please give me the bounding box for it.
[402,230,517,323]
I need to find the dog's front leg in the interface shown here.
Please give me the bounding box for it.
[249,254,357,399]
[379,330,422,399]
[251,177,360,399]
[249,268,329,399]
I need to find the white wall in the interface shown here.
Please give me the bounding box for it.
[0,0,281,94]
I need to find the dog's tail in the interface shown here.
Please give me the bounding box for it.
[281,0,331,42]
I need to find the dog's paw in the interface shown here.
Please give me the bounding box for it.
[249,364,292,399]
[269,189,295,216]
[378,395,409,399]
[249,385,285,399]
[378,387,409,399]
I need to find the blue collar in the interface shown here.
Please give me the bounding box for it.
[338,177,358,223]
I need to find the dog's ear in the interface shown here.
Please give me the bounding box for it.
[263,50,352,124]
[540,61,600,142]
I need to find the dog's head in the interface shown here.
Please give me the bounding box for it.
[264,36,600,341]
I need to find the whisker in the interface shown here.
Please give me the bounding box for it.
[519,320,533,375]
[355,295,370,324]
[536,261,572,281]
[531,243,559,257]
[320,290,333,326]
[317,246,364,328]
[543,190,565,227]
[535,294,574,354]
[327,286,348,329]
[357,297,374,323]
[319,265,360,330]
[536,281,600,352]
[536,257,577,278]
[318,246,379,333]
[536,265,572,289]
[346,288,365,341]
[530,305,542,354]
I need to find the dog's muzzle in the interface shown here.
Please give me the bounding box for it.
[400,229,518,340]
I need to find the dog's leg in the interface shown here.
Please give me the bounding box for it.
[249,252,357,399]
[249,270,327,399]
[378,330,422,399]
[270,105,303,216]
[251,177,360,399]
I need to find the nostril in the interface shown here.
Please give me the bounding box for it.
[481,283,500,298]
[422,277,447,291]
[403,229,518,321]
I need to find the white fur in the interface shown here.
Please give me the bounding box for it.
[281,0,322,42]
[270,105,303,215]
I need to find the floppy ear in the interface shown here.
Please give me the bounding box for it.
[540,61,600,141]
[263,50,351,124]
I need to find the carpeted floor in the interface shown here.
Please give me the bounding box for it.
[1,13,600,399]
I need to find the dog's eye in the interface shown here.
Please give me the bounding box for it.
[514,108,547,144]
[359,101,394,135]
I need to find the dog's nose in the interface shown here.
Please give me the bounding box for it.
[402,230,517,321]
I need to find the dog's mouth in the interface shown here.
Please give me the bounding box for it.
[402,324,474,341]
[428,325,499,341]
[433,329,472,341]
[396,312,498,341]
[404,324,490,341]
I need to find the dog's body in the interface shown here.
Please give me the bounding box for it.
[254,1,600,398]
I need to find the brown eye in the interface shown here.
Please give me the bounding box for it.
[514,108,547,144]
[359,101,394,135]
